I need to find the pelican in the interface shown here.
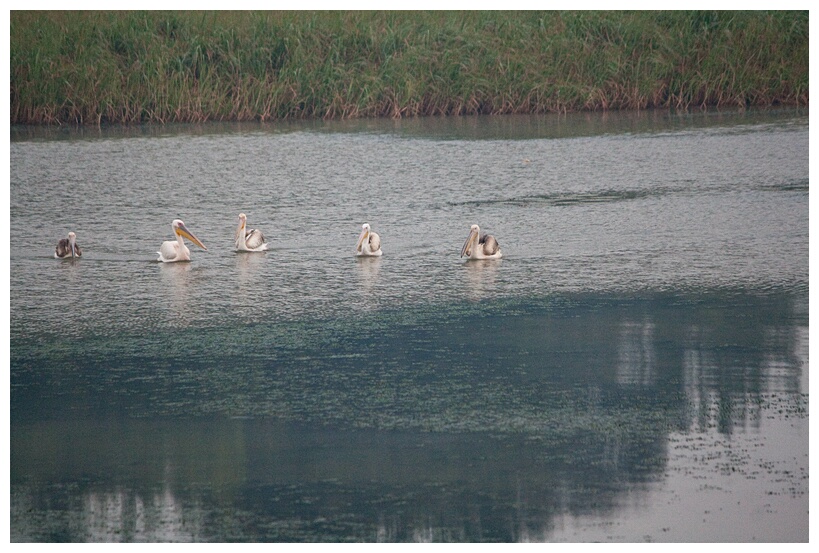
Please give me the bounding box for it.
[460,224,502,260]
[235,213,268,252]
[356,223,382,257]
[55,231,82,259]
[157,219,207,262]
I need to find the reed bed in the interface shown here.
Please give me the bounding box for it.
[10,11,809,125]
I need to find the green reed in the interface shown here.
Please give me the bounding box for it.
[10,10,808,125]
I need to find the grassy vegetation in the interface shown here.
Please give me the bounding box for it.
[10,11,809,125]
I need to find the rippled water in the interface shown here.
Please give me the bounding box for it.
[10,109,808,542]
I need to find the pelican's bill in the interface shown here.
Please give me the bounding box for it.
[175,223,207,250]
[460,227,478,258]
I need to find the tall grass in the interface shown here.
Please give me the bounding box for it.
[10,11,809,125]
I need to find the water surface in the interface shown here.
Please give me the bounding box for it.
[10,109,808,542]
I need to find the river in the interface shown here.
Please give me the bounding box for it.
[9,108,809,542]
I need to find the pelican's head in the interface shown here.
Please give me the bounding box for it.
[173,219,207,251]
[356,223,371,253]
[461,224,480,258]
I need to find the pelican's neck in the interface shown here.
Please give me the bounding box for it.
[235,219,246,249]
[467,231,480,257]
[174,227,189,256]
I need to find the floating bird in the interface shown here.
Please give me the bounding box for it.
[235,213,268,252]
[460,224,502,260]
[157,219,207,263]
[356,223,382,257]
[55,231,82,259]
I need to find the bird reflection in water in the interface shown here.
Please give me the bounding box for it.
[354,255,381,306]
[158,261,194,327]
[463,258,501,302]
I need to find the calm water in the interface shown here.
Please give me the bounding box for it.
[10,109,808,542]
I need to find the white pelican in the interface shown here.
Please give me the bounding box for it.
[55,231,82,259]
[460,224,502,260]
[235,213,268,252]
[356,223,382,257]
[157,219,207,262]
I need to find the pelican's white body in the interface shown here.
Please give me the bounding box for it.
[356,223,382,257]
[235,213,268,252]
[460,224,502,260]
[157,219,207,262]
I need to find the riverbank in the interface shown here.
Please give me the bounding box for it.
[10,11,809,125]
